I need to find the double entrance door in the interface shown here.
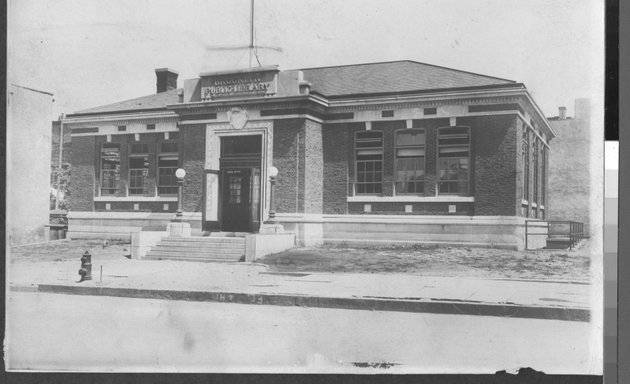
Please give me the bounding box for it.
[218,135,262,233]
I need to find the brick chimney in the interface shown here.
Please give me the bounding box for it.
[558,106,567,120]
[155,68,178,93]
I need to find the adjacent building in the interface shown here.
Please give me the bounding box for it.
[548,99,593,236]
[63,61,555,250]
[7,84,54,245]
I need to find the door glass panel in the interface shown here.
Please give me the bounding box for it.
[228,176,242,204]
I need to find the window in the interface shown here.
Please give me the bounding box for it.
[395,130,425,194]
[355,131,383,194]
[128,142,149,195]
[533,139,539,204]
[424,108,437,115]
[100,143,120,196]
[522,129,530,201]
[437,126,470,195]
[158,141,179,195]
[541,146,546,206]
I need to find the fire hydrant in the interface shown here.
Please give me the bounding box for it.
[78,251,92,282]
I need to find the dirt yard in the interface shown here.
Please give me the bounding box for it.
[8,238,595,281]
[8,239,130,264]
[260,241,595,281]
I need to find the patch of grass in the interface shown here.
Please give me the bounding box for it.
[260,242,594,281]
[9,239,131,264]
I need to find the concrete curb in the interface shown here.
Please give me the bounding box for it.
[26,284,591,322]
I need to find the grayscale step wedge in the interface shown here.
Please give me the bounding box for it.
[144,236,246,262]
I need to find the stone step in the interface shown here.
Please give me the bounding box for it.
[155,242,245,250]
[160,236,245,244]
[147,248,244,257]
[143,255,241,263]
[145,235,247,263]
[145,253,243,262]
[208,232,249,237]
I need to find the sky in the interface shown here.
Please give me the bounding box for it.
[7,0,605,120]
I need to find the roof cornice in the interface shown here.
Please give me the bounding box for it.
[166,93,329,111]
[62,110,178,125]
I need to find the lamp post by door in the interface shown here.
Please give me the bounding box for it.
[267,166,278,221]
[173,168,186,222]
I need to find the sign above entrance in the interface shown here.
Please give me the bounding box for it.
[228,107,249,130]
[199,66,279,101]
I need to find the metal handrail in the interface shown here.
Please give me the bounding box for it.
[525,220,584,250]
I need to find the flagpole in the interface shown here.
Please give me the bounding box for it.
[249,0,254,67]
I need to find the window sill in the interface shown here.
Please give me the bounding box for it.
[347,196,474,203]
[94,196,178,202]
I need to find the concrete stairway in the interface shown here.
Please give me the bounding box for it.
[144,236,246,262]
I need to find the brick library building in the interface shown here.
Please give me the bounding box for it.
[63,61,554,251]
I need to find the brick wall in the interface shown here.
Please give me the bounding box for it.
[297,121,306,212]
[322,123,354,214]
[69,135,96,211]
[322,115,518,216]
[348,202,474,215]
[470,115,518,216]
[303,119,323,214]
[515,118,526,217]
[181,125,205,212]
[94,201,177,212]
[273,119,301,213]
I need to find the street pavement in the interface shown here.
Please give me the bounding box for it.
[4,292,601,374]
[7,256,595,321]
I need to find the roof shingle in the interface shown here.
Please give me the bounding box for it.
[72,60,516,115]
[73,88,180,115]
[301,60,515,97]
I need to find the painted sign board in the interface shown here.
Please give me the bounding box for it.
[200,68,278,101]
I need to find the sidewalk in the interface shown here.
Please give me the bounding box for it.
[8,257,592,322]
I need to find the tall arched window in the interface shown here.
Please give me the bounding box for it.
[437,126,470,195]
[533,138,539,204]
[522,129,529,201]
[355,131,383,194]
[128,142,149,195]
[395,129,425,194]
[100,142,120,196]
